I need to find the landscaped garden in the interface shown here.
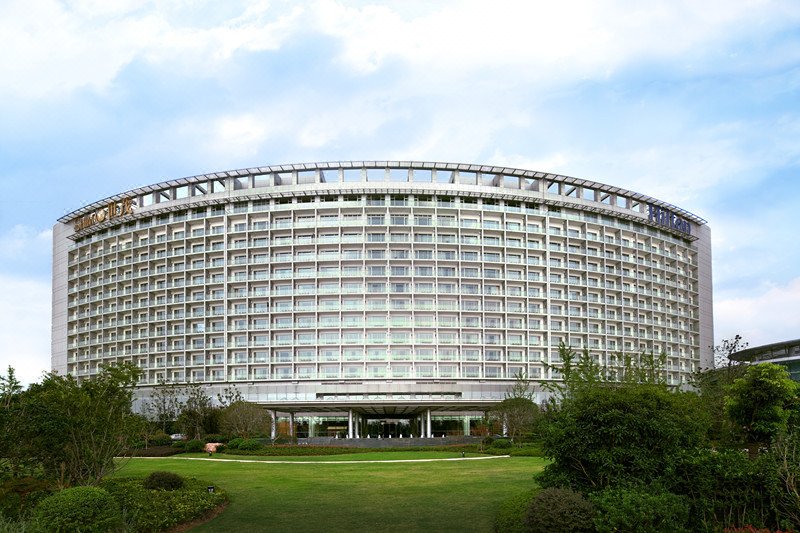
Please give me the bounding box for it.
[116,454,546,532]
[2,341,799,532]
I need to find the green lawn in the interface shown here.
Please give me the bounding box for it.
[116,453,545,532]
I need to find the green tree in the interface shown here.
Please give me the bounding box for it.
[13,363,141,486]
[178,383,216,440]
[219,401,271,438]
[216,385,244,408]
[538,383,709,491]
[506,370,535,401]
[144,380,182,433]
[726,363,799,449]
[489,397,540,443]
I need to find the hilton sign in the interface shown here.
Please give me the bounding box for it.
[73,198,135,232]
[647,204,691,236]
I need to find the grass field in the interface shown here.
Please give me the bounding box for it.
[116,452,545,532]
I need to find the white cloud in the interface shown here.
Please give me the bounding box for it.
[310,0,800,80]
[3,0,799,102]
[0,225,52,258]
[0,274,51,386]
[715,277,800,347]
[0,0,303,99]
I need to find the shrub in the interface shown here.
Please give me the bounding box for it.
[0,477,51,520]
[664,448,785,531]
[482,436,495,446]
[171,440,186,449]
[203,434,227,444]
[142,471,184,491]
[150,432,172,446]
[538,384,709,491]
[226,438,245,450]
[492,439,512,449]
[0,514,34,532]
[591,486,690,533]
[494,489,535,533]
[102,477,227,532]
[33,486,121,533]
[237,439,262,451]
[525,487,595,533]
[214,444,227,454]
[184,439,205,453]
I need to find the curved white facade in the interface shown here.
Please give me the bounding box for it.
[52,161,713,422]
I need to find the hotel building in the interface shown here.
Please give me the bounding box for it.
[52,161,713,437]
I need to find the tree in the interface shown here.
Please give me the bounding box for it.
[216,385,244,408]
[714,334,748,369]
[543,343,669,404]
[219,401,271,438]
[0,366,22,408]
[507,370,535,401]
[178,383,215,440]
[692,335,751,446]
[538,383,710,491]
[13,363,141,486]
[490,397,540,442]
[726,363,799,450]
[145,380,182,433]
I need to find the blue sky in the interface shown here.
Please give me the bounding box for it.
[1,0,799,383]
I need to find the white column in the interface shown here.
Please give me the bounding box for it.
[289,412,295,437]
[463,416,470,436]
[270,410,277,440]
[426,409,432,438]
[309,417,315,438]
[348,409,354,439]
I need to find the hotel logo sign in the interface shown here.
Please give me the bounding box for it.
[73,198,135,232]
[648,204,691,236]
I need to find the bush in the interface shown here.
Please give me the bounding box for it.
[525,487,595,533]
[226,438,245,450]
[184,439,205,453]
[214,444,227,454]
[538,384,709,491]
[237,439,262,451]
[508,444,543,457]
[203,434,227,444]
[492,439,512,449]
[171,440,186,449]
[494,489,535,533]
[0,514,34,532]
[102,477,226,532]
[33,486,121,533]
[150,432,172,446]
[664,448,785,531]
[142,471,184,491]
[591,486,690,533]
[0,477,51,520]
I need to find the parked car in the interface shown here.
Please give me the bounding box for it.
[170,433,186,441]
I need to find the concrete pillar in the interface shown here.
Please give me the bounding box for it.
[270,410,277,440]
[354,413,360,439]
[348,409,354,439]
[463,415,471,436]
[502,419,508,437]
[426,409,432,438]
[289,412,295,437]
[309,417,315,438]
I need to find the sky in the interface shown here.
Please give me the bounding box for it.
[1,0,799,384]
